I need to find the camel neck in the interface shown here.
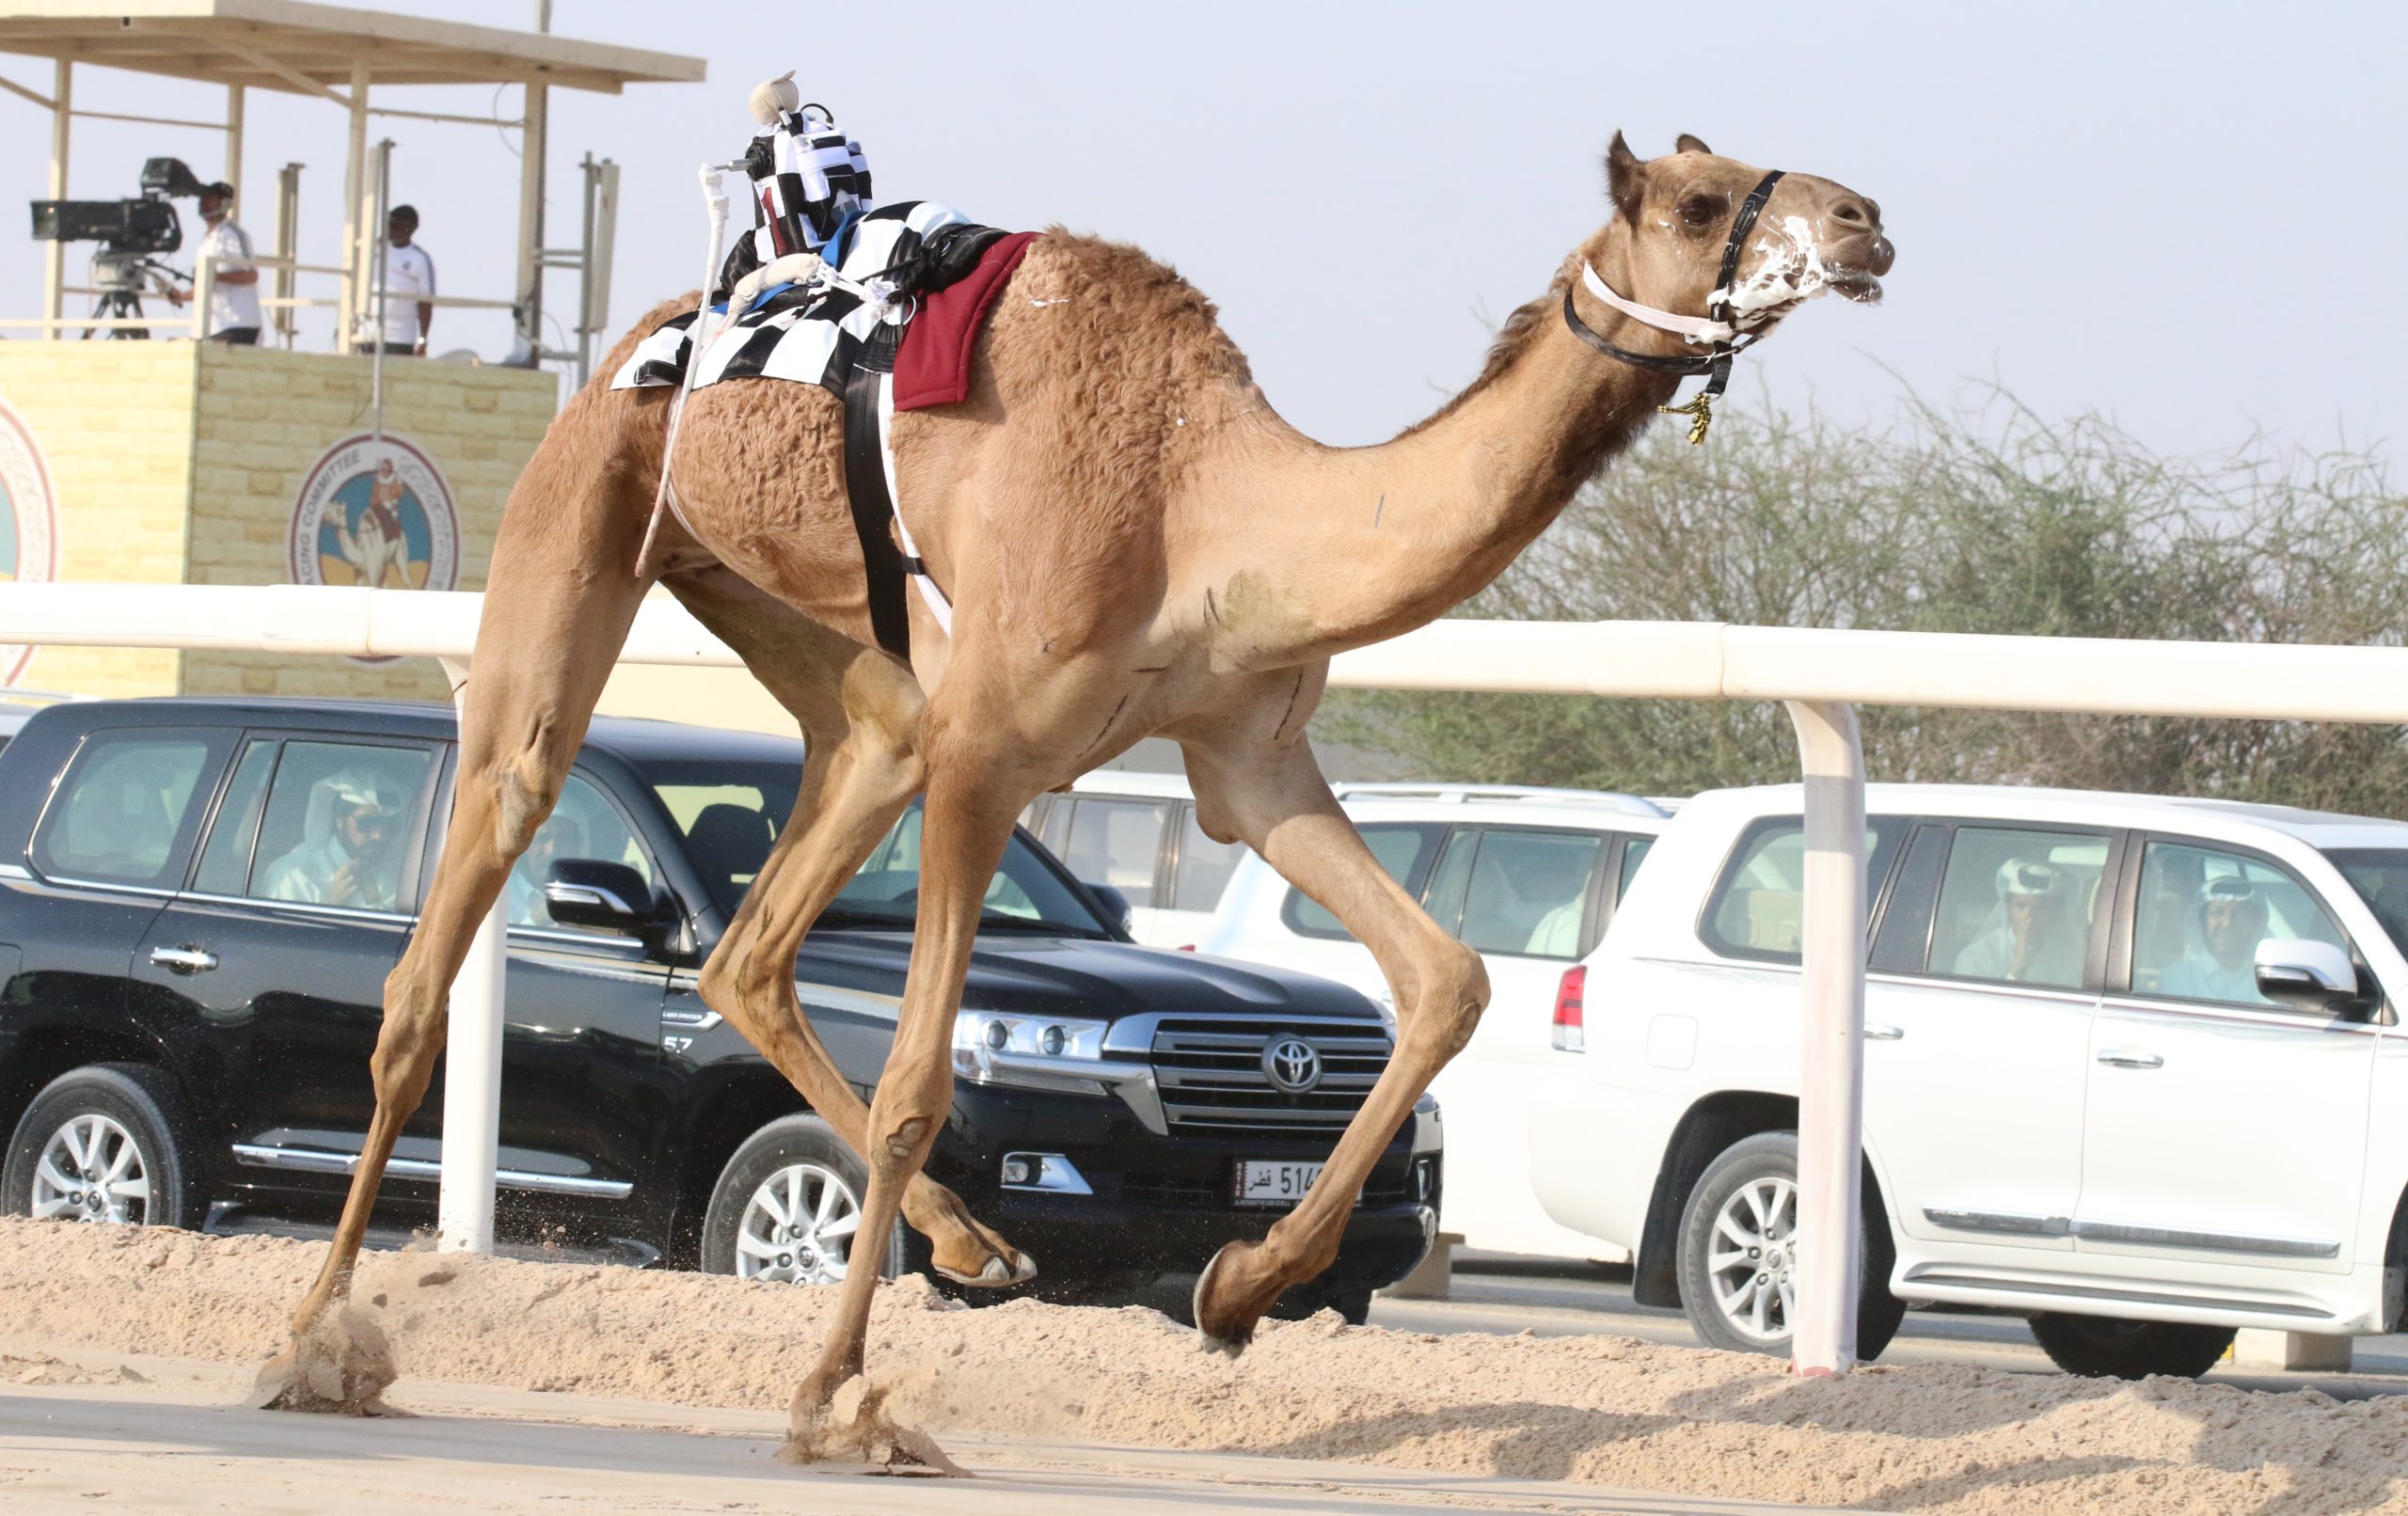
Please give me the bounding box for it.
[1196,254,1683,671]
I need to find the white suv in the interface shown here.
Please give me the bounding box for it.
[1531,782,2408,1378]
[1201,784,1670,1260]
[1022,772,1246,949]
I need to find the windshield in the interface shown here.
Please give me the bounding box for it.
[646,764,1111,937]
[2322,848,2408,959]
[836,800,1113,935]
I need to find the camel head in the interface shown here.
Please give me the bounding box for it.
[1591,132,1893,342]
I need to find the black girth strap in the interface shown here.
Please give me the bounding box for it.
[842,321,912,661]
[1560,168,1786,444]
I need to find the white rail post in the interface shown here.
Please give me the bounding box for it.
[1785,698,1867,1377]
[436,655,506,1254]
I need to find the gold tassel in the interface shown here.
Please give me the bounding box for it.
[1658,390,1715,446]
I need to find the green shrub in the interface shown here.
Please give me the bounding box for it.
[1321,391,2408,815]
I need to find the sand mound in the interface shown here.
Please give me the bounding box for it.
[5,1217,2408,1512]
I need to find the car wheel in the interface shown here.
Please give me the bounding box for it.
[2026,1312,2235,1380]
[1675,1130,1905,1361]
[2,1064,199,1230]
[700,1114,904,1285]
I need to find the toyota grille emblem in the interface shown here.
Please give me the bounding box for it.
[1262,1035,1323,1094]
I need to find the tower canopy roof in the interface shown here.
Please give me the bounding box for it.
[0,0,704,94]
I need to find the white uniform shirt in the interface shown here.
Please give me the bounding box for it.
[196,218,261,336]
[372,241,436,347]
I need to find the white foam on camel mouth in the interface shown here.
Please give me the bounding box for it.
[1714,214,1846,327]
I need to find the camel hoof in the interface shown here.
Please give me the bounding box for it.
[935,1249,1038,1288]
[1191,1245,1255,1360]
[250,1309,396,1415]
[782,1374,966,1476]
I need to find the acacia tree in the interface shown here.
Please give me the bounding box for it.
[1321,393,2408,814]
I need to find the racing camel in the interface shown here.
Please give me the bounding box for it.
[265,133,1893,1448]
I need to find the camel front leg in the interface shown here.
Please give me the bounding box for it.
[267,413,660,1403]
[786,730,1033,1445]
[1181,731,1487,1354]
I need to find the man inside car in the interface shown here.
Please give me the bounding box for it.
[2161,876,2273,1003]
[1955,859,2080,986]
[260,772,404,911]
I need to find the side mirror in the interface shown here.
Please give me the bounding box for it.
[2255,939,2374,1017]
[544,859,661,939]
[1082,881,1134,937]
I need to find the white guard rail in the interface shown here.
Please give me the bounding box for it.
[8,582,2408,1377]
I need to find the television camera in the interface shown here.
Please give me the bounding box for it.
[29,156,209,337]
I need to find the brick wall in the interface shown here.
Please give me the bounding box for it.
[0,341,555,702]
[0,342,198,696]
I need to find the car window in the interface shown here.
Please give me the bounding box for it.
[1058,797,1172,907]
[831,799,1109,934]
[2132,841,2347,1008]
[1459,829,1606,960]
[1700,816,1905,964]
[644,761,796,917]
[246,741,432,913]
[509,774,657,933]
[1927,826,2110,990]
[1170,805,1244,912]
[1283,824,1439,940]
[1418,829,1479,938]
[192,738,277,895]
[1869,824,1951,973]
[2325,847,2408,961]
[1618,835,1655,897]
[33,731,219,887]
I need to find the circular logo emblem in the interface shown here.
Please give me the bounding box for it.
[0,396,60,687]
[1261,1035,1323,1095]
[289,433,459,665]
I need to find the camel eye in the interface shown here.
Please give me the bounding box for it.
[1677,194,1727,229]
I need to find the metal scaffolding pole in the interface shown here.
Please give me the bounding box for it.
[339,63,370,353]
[224,82,245,204]
[42,59,68,325]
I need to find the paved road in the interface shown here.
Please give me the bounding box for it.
[1370,1255,2408,1399]
[0,1349,1860,1516]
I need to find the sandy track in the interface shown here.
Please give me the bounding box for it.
[4,1218,2408,1513]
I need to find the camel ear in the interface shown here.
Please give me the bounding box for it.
[1674,133,1714,156]
[1605,131,1645,226]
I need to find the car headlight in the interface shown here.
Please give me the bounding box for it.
[951,1010,1111,1093]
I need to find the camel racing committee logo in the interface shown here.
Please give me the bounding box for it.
[289,434,459,664]
[0,395,61,687]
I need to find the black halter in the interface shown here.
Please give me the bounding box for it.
[1560,168,1786,444]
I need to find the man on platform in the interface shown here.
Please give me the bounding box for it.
[166,181,261,344]
[364,204,436,355]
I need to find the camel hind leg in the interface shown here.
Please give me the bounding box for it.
[667,565,1034,1286]
[1176,685,1488,1353]
[266,400,661,1406]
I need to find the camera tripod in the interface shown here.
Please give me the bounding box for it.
[84,251,182,340]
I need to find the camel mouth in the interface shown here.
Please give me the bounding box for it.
[1826,268,1883,306]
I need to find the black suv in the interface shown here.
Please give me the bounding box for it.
[0,699,1437,1319]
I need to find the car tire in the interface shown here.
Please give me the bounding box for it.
[2026,1312,2235,1380]
[1675,1130,1905,1361]
[3,1064,200,1230]
[700,1114,905,1286]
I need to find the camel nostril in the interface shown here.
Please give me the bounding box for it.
[1831,201,1868,227]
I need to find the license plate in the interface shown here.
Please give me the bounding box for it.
[1234,1160,1323,1208]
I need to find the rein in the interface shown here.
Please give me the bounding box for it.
[1560,168,1785,445]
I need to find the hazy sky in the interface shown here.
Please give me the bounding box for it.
[2,2,2400,464]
